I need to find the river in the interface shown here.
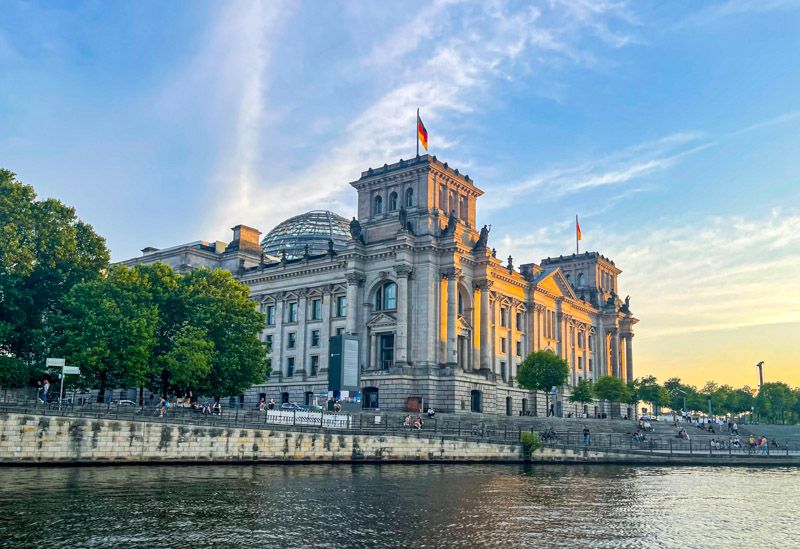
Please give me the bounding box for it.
[0,464,796,548]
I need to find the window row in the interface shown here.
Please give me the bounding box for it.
[265,296,348,326]
[284,355,321,377]
[266,327,346,351]
[373,188,414,215]
[498,308,524,330]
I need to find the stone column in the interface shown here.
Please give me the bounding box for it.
[444,269,459,366]
[394,265,412,366]
[611,329,620,378]
[345,273,362,334]
[478,282,492,372]
[625,334,634,382]
[492,293,501,375]
[370,331,377,370]
[295,290,308,376]
[273,295,285,377]
[319,287,332,375]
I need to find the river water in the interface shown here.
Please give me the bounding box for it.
[0,464,796,548]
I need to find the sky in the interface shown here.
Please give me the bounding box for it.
[2,0,799,389]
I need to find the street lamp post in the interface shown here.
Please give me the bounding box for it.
[756,361,764,388]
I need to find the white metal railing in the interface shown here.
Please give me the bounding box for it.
[264,410,351,429]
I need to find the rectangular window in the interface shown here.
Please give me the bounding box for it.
[500,337,507,353]
[589,358,593,372]
[578,356,583,370]
[311,299,321,320]
[265,334,273,351]
[336,296,347,317]
[311,329,320,347]
[288,302,298,323]
[287,332,296,349]
[578,332,584,349]
[500,361,507,382]
[336,327,344,336]
[500,308,508,328]
[516,341,522,357]
[266,305,275,326]
[310,355,319,376]
[286,357,295,377]
[588,335,593,350]
[516,312,522,330]
[379,333,395,369]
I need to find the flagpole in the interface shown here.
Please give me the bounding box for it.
[576,214,579,255]
[416,108,420,158]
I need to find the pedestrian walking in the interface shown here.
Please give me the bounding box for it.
[582,427,590,447]
[42,379,50,403]
[159,397,168,417]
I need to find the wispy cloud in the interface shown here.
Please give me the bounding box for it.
[679,0,800,27]
[200,1,640,235]
[485,110,800,210]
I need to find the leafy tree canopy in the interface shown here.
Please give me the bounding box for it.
[517,350,569,393]
[593,375,631,403]
[569,379,594,404]
[0,169,109,366]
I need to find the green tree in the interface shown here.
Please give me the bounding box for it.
[518,350,569,415]
[755,382,796,424]
[592,375,631,418]
[635,376,670,415]
[178,268,269,396]
[569,379,594,405]
[0,169,109,367]
[0,356,35,390]
[57,266,157,401]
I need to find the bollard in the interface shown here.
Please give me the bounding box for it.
[669,439,673,455]
[689,439,693,455]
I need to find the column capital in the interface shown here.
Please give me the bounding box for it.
[394,264,413,278]
[441,267,462,280]
[473,279,493,291]
[345,273,365,286]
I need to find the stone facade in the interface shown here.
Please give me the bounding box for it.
[0,413,521,463]
[120,154,637,416]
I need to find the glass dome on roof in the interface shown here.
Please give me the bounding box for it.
[261,210,351,260]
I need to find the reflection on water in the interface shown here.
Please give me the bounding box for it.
[0,464,796,548]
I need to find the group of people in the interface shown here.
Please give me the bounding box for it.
[158,397,221,417]
[403,415,424,430]
[258,398,277,411]
[35,380,51,404]
[637,418,653,432]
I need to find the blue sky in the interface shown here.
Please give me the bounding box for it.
[2,0,799,386]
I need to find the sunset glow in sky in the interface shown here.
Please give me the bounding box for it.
[2,1,798,388]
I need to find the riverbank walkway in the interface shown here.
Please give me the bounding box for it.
[2,399,798,465]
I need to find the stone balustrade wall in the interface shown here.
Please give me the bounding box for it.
[0,413,522,464]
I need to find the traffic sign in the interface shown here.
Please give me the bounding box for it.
[63,366,81,375]
[46,358,65,368]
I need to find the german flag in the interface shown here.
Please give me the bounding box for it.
[576,216,582,241]
[417,110,428,151]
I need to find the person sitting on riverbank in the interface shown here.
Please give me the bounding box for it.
[427,407,435,419]
[748,435,756,448]
[212,401,222,416]
[268,399,275,411]
[730,437,741,449]
[201,402,211,414]
[259,399,267,412]
[413,416,423,430]
[403,415,412,427]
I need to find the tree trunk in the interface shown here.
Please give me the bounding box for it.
[138,386,144,406]
[161,369,170,398]
[97,372,107,403]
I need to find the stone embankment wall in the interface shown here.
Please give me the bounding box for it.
[0,413,521,464]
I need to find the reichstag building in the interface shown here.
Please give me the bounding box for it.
[122,155,638,416]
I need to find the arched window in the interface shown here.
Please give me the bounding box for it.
[577,272,586,287]
[375,281,397,310]
[405,188,413,207]
[389,191,398,211]
[374,195,383,215]
[460,196,468,220]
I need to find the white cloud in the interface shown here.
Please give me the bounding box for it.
[199,1,639,235]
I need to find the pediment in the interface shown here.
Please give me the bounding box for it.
[367,311,397,328]
[457,314,472,332]
[535,269,577,300]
